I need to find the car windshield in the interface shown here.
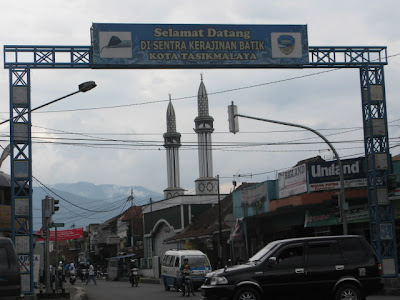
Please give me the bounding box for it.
[248,241,280,262]
[183,255,210,268]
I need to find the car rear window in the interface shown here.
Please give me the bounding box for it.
[307,240,343,267]
[338,238,369,263]
[0,247,10,270]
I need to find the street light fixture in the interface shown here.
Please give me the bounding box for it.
[228,101,348,235]
[78,81,97,93]
[0,80,97,126]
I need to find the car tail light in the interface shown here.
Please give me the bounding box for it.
[378,263,382,275]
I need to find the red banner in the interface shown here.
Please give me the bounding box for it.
[36,228,84,241]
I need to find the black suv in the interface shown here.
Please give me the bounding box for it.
[201,235,383,300]
[0,237,21,300]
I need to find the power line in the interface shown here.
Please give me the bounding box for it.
[33,176,129,213]
[3,51,398,116]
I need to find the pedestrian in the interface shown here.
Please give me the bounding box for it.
[85,264,97,285]
[214,257,222,270]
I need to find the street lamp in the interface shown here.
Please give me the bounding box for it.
[0,81,96,126]
[228,102,348,235]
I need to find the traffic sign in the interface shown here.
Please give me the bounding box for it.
[48,222,65,228]
[224,214,236,228]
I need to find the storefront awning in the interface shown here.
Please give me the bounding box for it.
[304,206,369,228]
[106,253,135,260]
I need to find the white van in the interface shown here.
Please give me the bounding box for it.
[161,249,212,291]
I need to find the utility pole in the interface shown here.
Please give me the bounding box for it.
[129,189,135,251]
[150,198,153,256]
[216,175,224,264]
[42,196,51,294]
[55,224,58,292]
[41,196,60,294]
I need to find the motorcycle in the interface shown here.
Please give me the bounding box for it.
[103,269,108,281]
[69,273,76,285]
[80,268,88,282]
[96,268,108,280]
[181,269,193,297]
[129,268,139,287]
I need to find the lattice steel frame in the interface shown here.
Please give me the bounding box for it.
[3,45,398,295]
[360,65,398,276]
[9,67,34,293]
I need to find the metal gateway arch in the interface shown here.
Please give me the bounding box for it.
[3,40,398,294]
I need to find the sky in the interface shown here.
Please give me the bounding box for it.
[1,0,400,203]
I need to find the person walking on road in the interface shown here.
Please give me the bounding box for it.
[85,264,97,285]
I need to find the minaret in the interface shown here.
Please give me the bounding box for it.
[194,75,218,194]
[163,94,185,199]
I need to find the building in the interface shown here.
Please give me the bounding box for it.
[228,155,400,269]
[0,171,12,237]
[163,191,234,268]
[88,205,144,267]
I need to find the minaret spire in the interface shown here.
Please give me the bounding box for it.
[194,75,217,195]
[166,94,176,133]
[163,94,184,199]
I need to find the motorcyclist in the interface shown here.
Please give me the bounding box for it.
[69,263,76,276]
[129,259,138,269]
[179,258,195,296]
[128,259,139,281]
[57,261,65,286]
[69,263,76,284]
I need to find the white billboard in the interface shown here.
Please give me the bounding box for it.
[278,164,307,198]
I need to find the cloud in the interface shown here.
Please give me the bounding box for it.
[1,0,399,198]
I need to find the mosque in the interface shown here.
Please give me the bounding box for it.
[142,76,224,258]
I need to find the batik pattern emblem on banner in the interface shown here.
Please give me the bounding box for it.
[278,35,295,55]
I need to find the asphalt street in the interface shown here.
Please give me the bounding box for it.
[80,279,202,300]
[74,279,399,300]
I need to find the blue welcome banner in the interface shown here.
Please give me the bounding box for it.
[91,23,308,68]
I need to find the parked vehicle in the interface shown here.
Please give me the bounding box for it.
[201,235,384,300]
[0,237,22,300]
[96,268,107,280]
[129,267,139,287]
[162,249,212,292]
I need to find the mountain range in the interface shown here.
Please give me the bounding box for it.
[32,182,163,231]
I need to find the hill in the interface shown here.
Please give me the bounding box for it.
[33,182,163,231]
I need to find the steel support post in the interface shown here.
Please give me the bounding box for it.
[9,67,34,294]
[360,65,398,277]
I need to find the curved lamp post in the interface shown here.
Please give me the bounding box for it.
[228,102,348,235]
